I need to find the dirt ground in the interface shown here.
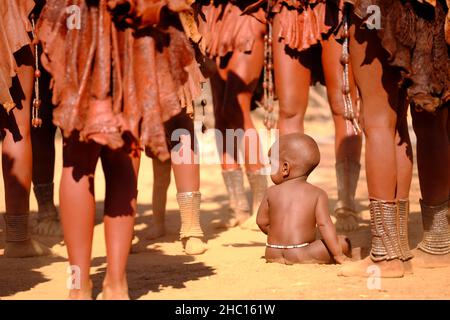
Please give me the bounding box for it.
[1,85,450,300]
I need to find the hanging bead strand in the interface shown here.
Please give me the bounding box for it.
[341,5,361,135]
[263,0,275,130]
[31,15,42,128]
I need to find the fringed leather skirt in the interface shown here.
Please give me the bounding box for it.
[196,0,266,58]
[348,0,450,112]
[0,0,35,112]
[37,0,203,161]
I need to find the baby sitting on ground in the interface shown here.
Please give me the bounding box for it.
[257,133,351,264]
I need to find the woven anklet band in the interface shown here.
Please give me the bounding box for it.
[369,200,402,261]
[177,191,204,240]
[418,200,450,255]
[3,213,30,242]
[398,199,413,260]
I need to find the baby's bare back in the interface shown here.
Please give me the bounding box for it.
[266,180,321,246]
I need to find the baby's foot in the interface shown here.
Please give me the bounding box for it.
[338,256,405,278]
[145,222,166,240]
[182,237,207,255]
[4,239,53,258]
[33,218,63,237]
[335,209,360,232]
[411,248,450,269]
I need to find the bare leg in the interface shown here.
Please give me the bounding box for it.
[447,109,449,204]
[2,46,51,257]
[145,158,171,240]
[170,114,206,255]
[31,68,56,185]
[213,23,265,172]
[411,107,450,268]
[272,13,312,135]
[60,136,100,299]
[447,109,450,208]
[211,34,265,228]
[395,89,413,200]
[101,147,139,300]
[211,72,250,228]
[321,35,362,232]
[31,67,61,237]
[339,19,410,278]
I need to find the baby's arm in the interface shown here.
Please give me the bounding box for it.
[256,192,270,234]
[315,191,347,264]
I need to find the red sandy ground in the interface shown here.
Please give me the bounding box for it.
[1,86,449,300]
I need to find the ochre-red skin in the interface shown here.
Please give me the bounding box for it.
[196,1,266,171]
[37,0,203,162]
[0,0,34,110]
[35,0,204,299]
[257,133,351,264]
[1,0,34,217]
[350,0,450,113]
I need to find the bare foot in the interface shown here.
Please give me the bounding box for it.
[4,239,53,258]
[98,289,130,300]
[213,212,250,229]
[182,237,207,255]
[338,256,405,278]
[32,218,63,237]
[145,223,166,240]
[68,281,93,300]
[240,214,260,231]
[411,248,450,269]
[335,209,360,232]
[101,277,130,300]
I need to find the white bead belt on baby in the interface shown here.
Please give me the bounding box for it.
[265,243,309,249]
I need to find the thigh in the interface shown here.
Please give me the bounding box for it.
[272,13,312,133]
[2,46,34,143]
[225,40,265,94]
[62,133,101,181]
[265,247,287,264]
[349,17,401,129]
[216,37,265,130]
[283,240,333,264]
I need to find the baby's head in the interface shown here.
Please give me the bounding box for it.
[269,133,320,185]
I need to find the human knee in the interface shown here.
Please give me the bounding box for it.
[362,111,396,135]
[278,103,305,123]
